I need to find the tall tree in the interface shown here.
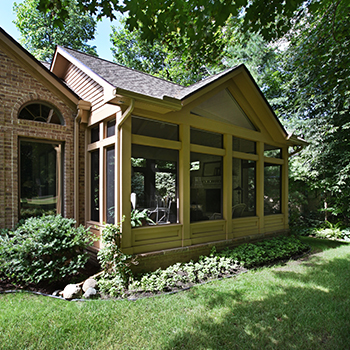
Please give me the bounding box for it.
[14,0,97,62]
[222,25,285,110]
[280,0,350,222]
[110,20,221,86]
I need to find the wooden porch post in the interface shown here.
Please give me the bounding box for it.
[119,117,133,254]
[223,134,233,239]
[179,123,191,247]
[256,141,265,233]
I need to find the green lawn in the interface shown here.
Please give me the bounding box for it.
[1,237,349,350]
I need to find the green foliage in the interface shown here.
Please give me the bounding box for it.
[36,0,316,70]
[130,209,154,228]
[129,256,239,293]
[110,20,213,86]
[14,0,97,62]
[294,222,350,242]
[0,215,95,284]
[278,0,350,223]
[97,221,136,297]
[106,236,309,296]
[218,236,309,268]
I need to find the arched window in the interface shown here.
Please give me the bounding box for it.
[18,102,63,125]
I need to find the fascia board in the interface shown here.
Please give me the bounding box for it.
[55,46,116,102]
[114,87,182,112]
[287,134,308,146]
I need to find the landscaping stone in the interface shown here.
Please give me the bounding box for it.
[83,287,98,299]
[52,290,62,297]
[82,278,97,292]
[63,284,82,299]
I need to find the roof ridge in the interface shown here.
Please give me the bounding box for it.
[60,46,185,88]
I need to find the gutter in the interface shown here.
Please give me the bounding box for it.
[114,87,182,112]
[74,100,91,225]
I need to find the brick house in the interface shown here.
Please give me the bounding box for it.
[0,27,304,269]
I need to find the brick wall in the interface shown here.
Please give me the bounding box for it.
[0,47,80,229]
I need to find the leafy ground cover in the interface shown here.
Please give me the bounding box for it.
[98,236,309,298]
[0,237,349,350]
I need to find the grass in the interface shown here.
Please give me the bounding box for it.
[0,237,349,350]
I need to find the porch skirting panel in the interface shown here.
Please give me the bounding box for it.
[130,229,289,274]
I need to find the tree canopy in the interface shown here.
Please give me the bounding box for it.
[36,0,341,69]
[110,19,222,86]
[14,0,98,62]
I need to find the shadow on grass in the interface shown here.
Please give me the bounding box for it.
[162,250,350,350]
[300,236,350,253]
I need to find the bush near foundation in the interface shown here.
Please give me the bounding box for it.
[0,215,95,284]
[218,236,309,268]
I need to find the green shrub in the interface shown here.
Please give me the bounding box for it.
[313,222,350,241]
[0,215,95,284]
[292,221,350,241]
[97,221,137,297]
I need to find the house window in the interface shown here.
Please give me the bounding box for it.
[233,159,256,218]
[19,140,62,220]
[131,144,178,224]
[264,163,282,215]
[190,153,223,222]
[106,146,115,224]
[106,119,116,138]
[91,125,99,143]
[18,102,63,125]
[90,149,99,222]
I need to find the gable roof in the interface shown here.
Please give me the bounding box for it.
[0,27,79,107]
[55,47,238,102]
[52,46,308,145]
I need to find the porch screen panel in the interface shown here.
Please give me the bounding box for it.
[132,116,179,141]
[90,149,100,221]
[19,140,60,219]
[132,144,178,225]
[264,163,282,215]
[233,159,256,218]
[264,144,282,158]
[106,146,115,224]
[190,153,223,222]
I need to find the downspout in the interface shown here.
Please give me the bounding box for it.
[118,98,135,130]
[74,100,91,225]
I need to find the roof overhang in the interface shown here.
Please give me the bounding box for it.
[112,87,182,114]
[52,46,116,102]
[286,133,308,146]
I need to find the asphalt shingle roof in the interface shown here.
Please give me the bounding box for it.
[60,47,238,101]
